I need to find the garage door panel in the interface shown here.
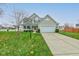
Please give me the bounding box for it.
[40,27,56,32]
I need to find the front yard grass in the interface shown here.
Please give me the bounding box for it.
[59,31,79,40]
[0,32,52,56]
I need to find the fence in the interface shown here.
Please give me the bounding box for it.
[64,27,79,33]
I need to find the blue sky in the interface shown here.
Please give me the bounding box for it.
[0,3,79,26]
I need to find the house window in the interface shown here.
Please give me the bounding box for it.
[32,26,38,30]
[27,26,30,29]
[24,26,26,29]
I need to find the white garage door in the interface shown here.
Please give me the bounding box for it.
[40,27,56,32]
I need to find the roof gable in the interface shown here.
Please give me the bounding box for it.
[44,15,58,24]
[29,13,40,19]
[39,15,58,26]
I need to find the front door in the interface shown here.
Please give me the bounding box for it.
[32,26,38,31]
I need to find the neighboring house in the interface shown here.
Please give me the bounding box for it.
[75,24,79,28]
[0,24,16,31]
[21,13,58,32]
[59,26,64,30]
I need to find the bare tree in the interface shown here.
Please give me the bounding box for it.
[11,10,27,32]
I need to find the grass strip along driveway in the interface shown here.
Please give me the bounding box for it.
[59,31,79,40]
[0,32,52,56]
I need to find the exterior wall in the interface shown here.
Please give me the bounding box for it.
[30,14,40,26]
[19,25,24,31]
[76,26,79,28]
[23,14,41,30]
[40,27,56,32]
[23,18,32,30]
[59,26,64,30]
[38,17,57,27]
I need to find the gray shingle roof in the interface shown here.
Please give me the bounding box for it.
[23,13,58,25]
[76,24,79,26]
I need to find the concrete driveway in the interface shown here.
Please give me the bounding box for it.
[42,33,79,56]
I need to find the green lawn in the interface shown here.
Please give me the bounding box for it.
[0,32,52,56]
[59,31,79,40]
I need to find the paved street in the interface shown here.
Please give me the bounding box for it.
[42,33,79,56]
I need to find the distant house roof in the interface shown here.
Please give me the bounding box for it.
[76,24,79,26]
